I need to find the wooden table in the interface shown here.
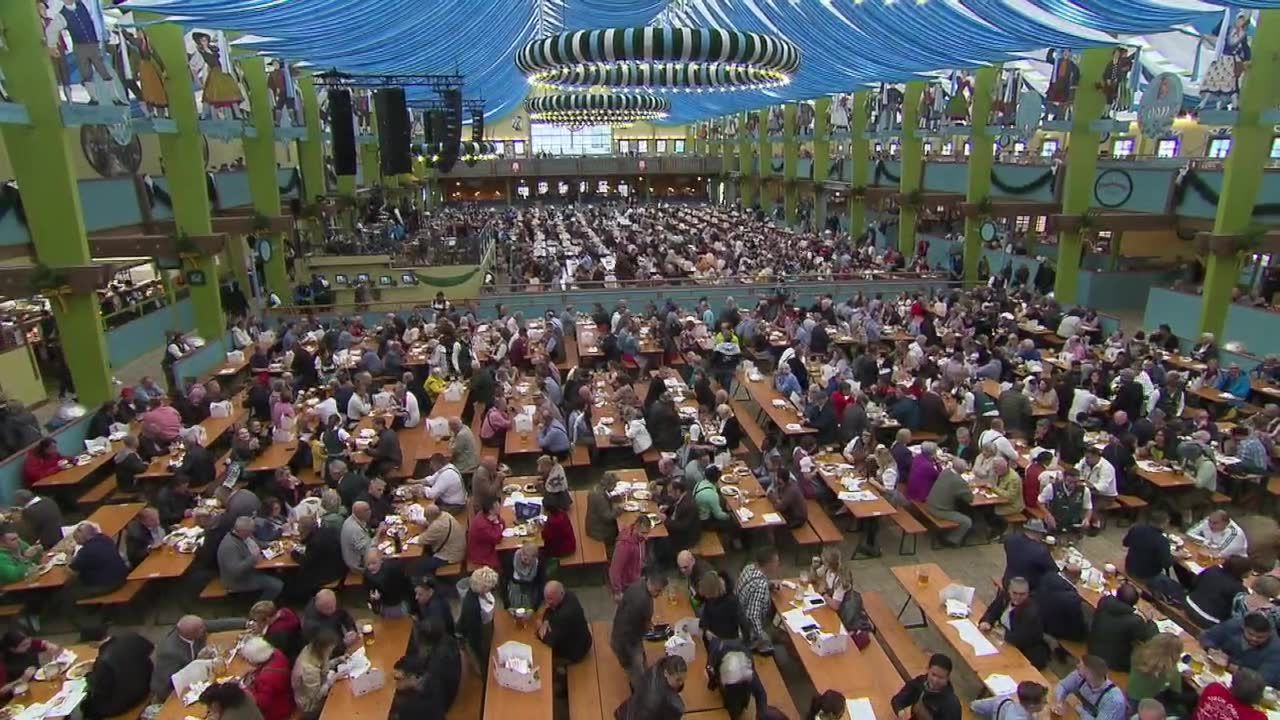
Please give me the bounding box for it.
[504,379,543,456]
[1137,463,1193,489]
[154,630,251,720]
[32,442,123,489]
[647,578,723,714]
[317,618,413,720]
[1251,379,1280,401]
[814,456,897,520]
[612,469,667,539]
[417,387,471,460]
[1,503,145,592]
[719,463,785,531]
[891,564,1057,691]
[770,578,899,716]
[483,611,554,720]
[24,641,100,706]
[210,355,250,378]
[245,440,300,473]
[497,477,553,552]
[1163,354,1208,374]
[128,543,196,581]
[736,370,815,437]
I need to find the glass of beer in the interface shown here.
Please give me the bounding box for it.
[917,567,930,586]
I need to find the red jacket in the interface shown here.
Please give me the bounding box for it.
[247,650,295,720]
[1193,682,1266,720]
[608,525,646,596]
[23,453,63,487]
[1024,463,1046,510]
[466,512,504,570]
[540,510,576,560]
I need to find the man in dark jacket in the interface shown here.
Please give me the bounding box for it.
[179,443,217,489]
[538,580,592,666]
[916,389,950,436]
[616,654,687,720]
[1036,565,1088,644]
[420,621,461,712]
[82,629,154,719]
[14,489,63,549]
[1002,526,1057,590]
[1085,583,1156,672]
[979,577,1050,668]
[890,653,963,720]
[1122,510,1173,581]
[611,573,667,690]
[286,515,345,603]
[660,480,701,562]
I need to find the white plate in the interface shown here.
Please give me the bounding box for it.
[599,417,615,425]
[501,528,518,538]
[631,490,652,500]
[621,502,641,512]
[720,486,740,497]
[771,399,788,408]
[785,423,803,432]
[709,435,727,446]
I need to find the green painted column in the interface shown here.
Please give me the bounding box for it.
[147,19,225,339]
[758,111,770,210]
[686,125,696,155]
[737,112,754,207]
[1200,9,1280,335]
[239,57,289,297]
[813,98,831,226]
[783,104,798,224]
[898,81,925,255]
[850,91,871,234]
[963,67,999,284]
[298,75,327,201]
[1053,48,1112,303]
[0,1,112,404]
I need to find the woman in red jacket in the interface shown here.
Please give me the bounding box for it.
[465,496,505,571]
[22,439,65,487]
[607,515,652,600]
[539,493,576,570]
[240,637,294,720]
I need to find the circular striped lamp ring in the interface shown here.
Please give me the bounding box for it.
[525,92,671,126]
[515,27,799,90]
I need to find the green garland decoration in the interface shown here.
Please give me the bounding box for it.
[278,169,301,196]
[873,160,900,185]
[29,262,68,294]
[412,266,483,288]
[0,182,26,228]
[251,212,273,232]
[989,168,1055,196]
[1174,169,1280,218]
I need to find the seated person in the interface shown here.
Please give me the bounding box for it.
[1200,612,1280,688]
[1038,468,1093,534]
[1186,510,1249,559]
[1191,669,1267,720]
[1051,655,1127,720]
[978,576,1050,669]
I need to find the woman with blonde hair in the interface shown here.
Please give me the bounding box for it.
[697,570,745,641]
[812,546,872,635]
[248,600,302,660]
[458,566,499,677]
[872,445,904,505]
[290,627,339,720]
[1128,633,1186,709]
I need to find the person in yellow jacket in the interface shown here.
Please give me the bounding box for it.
[424,367,448,402]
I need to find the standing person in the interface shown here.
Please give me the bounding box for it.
[736,547,781,653]
[615,655,687,720]
[891,654,964,720]
[457,567,499,678]
[608,516,652,600]
[1086,583,1156,672]
[611,572,667,690]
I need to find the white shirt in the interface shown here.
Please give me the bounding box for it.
[314,397,339,425]
[978,429,1018,463]
[1038,480,1093,510]
[231,327,252,350]
[1077,458,1118,497]
[401,392,421,428]
[1068,388,1098,425]
[423,464,467,506]
[625,419,652,454]
[347,394,371,422]
[1186,518,1249,558]
[1057,315,1082,338]
[879,465,899,491]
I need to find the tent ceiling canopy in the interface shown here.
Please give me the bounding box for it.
[121,0,1278,123]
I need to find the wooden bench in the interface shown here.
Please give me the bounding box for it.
[911,431,945,444]
[556,337,579,373]
[567,627,603,720]
[567,444,592,468]
[754,654,801,719]
[640,448,663,465]
[887,510,928,556]
[567,490,609,569]
[863,591,929,679]
[592,621,632,719]
[446,654,485,719]
[199,578,229,600]
[77,579,148,607]
[804,500,844,545]
[727,399,767,453]
[1106,494,1148,528]
[908,500,963,549]
[694,530,726,558]
[0,605,22,618]
[78,478,118,507]
[296,467,324,486]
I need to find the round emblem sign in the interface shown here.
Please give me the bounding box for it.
[1093,169,1134,208]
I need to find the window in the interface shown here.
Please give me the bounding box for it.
[1112,138,1135,158]
[492,141,505,156]
[1035,216,1047,233]
[874,142,883,154]
[674,139,686,153]
[618,140,630,154]
[1040,139,1059,157]
[1157,138,1179,159]
[1207,137,1232,159]
[889,141,900,156]
[637,140,649,154]
[513,140,526,155]
[1270,136,1280,159]
[941,142,954,156]
[963,141,971,157]
[923,144,932,156]
[656,139,668,153]
[1013,141,1027,155]
[1014,216,1030,232]
[530,124,613,155]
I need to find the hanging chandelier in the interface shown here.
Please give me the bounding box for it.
[525,92,670,128]
[515,28,799,92]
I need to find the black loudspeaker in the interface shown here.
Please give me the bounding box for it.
[471,107,484,142]
[329,89,357,176]
[423,111,436,145]
[375,88,412,176]
[437,89,463,173]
